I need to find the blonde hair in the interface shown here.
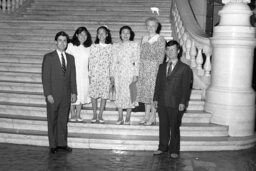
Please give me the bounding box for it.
[145,17,159,27]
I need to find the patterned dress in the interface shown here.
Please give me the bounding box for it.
[66,43,90,105]
[111,41,140,108]
[89,43,112,99]
[137,34,166,103]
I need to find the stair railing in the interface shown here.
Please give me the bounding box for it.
[0,0,26,14]
[170,0,212,91]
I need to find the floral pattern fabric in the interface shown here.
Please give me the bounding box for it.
[89,44,112,99]
[111,41,140,108]
[137,35,166,103]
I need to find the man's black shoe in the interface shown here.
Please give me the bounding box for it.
[57,146,72,152]
[169,153,179,159]
[50,148,57,154]
[153,150,166,155]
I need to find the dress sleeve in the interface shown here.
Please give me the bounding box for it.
[155,36,166,64]
[88,45,95,77]
[132,42,140,76]
[66,43,74,55]
[110,44,117,78]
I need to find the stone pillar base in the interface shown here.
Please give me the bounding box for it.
[205,87,255,136]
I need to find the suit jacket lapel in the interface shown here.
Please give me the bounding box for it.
[64,52,70,74]
[167,61,181,80]
[53,50,66,75]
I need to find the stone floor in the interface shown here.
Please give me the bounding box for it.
[0,143,256,171]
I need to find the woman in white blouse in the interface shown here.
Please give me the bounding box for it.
[66,26,92,122]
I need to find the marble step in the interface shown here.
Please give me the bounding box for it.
[0,27,171,35]
[0,33,172,43]
[0,20,172,29]
[0,82,43,93]
[0,102,210,123]
[0,92,205,111]
[31,1,171,7]
[0,63,41,73]
[0,116,227,137]
[0,55,42,64]
[0,72,41,83]
[0,47,50,56]
[1,128,255,151]
[34,0,171,2]
[20,15,171,23]
[25,8,170,15]
[0,82,202,100]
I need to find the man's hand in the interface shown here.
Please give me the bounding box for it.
[153,101,158,109]
[71,94,77,103]
[179,104,185,111]
[47,95,54,104]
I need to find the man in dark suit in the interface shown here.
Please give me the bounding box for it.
[153,40,193,159]
[42,31,77,154]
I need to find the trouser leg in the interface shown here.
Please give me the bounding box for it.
[57,98,70,147]
[158,106,170,152]
[168,108,183,154]
[47,101,58,148]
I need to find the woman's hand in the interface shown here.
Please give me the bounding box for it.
[132,76,138,83]
[110,76,115,85]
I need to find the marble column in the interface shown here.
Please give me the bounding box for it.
[205,0,256,136]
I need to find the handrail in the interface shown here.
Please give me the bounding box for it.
[171,0,213,90]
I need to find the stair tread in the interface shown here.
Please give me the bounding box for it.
[0,114,218,128]
[0,127,232,141]
[1,127,254,144]
[0,103,210,115]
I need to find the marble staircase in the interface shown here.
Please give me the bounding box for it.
[0,0,255,151]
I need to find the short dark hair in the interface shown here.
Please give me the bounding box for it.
[166,40,183,59]
[119,25,135,41]
[54,31,69,42]
[70,27,92,47]
[94,26,112,44]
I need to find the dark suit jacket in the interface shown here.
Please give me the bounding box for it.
[42,50,77,103]
[153,61,193,108]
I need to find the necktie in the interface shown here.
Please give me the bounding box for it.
[61,53,66,73]
[167,62,172,77]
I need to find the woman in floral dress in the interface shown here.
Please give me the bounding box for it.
[89,26,112,124]
[66,26,92,122]
[111,26,140,125]
[137,17,166,126]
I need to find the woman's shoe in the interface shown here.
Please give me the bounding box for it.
[124,121,130,125]
[116,120,124,125]
[69,118,76,122]
[99,119,105,124]
[91,118,97,123]
[139,119,147,125]
[144,121,156,126]
[76,118,84,122]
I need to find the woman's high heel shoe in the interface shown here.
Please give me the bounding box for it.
[124,121,130,125]
[116,120,124,125]
[144,121,156,126]
[139,118,148,125]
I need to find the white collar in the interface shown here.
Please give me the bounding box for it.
[99,42,108,47]
[142,34,160,44]
[56,50,67,65]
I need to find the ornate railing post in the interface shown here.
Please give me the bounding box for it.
[205,0,256,136]
[171,0,212,91]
